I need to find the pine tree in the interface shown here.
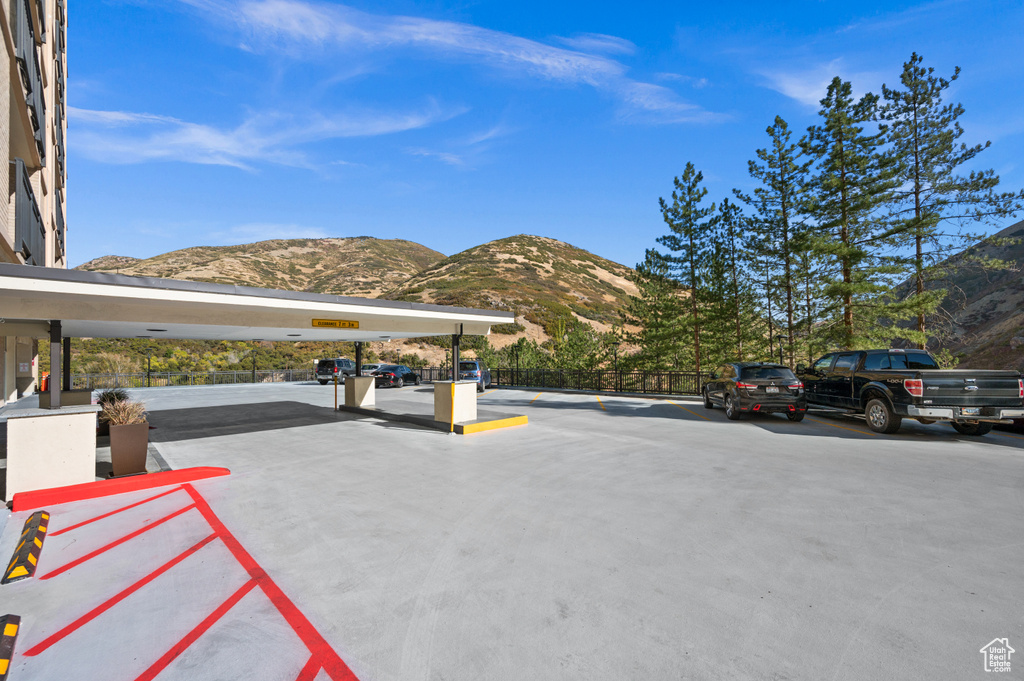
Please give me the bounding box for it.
[621,252,688,370]
[710,198,763,361]
[656,163,715,374]
[738,116,811,367]
[880,52,1024,348]
[802,77,901,350]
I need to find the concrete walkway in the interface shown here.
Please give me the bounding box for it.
[2,381,1023,679]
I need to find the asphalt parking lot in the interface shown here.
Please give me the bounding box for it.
[3,382,1023,680]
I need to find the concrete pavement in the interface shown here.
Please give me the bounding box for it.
[2,381,1023,679]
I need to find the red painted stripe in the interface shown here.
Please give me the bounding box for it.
[50,487,184,537]
[24,533,218,657]
[133,579,258,681]
[182,484,359,681]
[295,655,322,681]
[12,467,230,512]
[41,503,197,580]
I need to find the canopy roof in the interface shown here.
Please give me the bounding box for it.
[0,263,512,341]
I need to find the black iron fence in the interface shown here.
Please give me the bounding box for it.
[415,366,709,396]
[70,369,314,390]
[68,367,708,396]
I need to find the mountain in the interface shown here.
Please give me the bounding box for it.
[75,237,445,298]
[913,220,1024,370]
[74,234,639,354]
[385,235,639,339]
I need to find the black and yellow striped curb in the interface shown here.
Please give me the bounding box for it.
[0,614,20,680]
[2,511,50,584]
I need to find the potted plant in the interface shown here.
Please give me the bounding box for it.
[95,388,130,436]
[102,398,149,477]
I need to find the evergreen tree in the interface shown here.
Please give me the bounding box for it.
[880,52,1024,348]
[710,198,762,361]
[802,77,901,350]
[655,163,715,374]
[738,116,811,367]
[621,252,688,370]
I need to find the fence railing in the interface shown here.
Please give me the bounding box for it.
[415,367,709,396]
[68,367,708,396]
[71,369,314,390]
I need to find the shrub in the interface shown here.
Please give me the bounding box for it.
[96,388,130,405]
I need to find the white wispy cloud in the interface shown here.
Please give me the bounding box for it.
[406,147,465,166]
[757,59,884,108]
[183,0,715,123]
[69,102,462,169]
[656,72,709,89]
[553,33,637,56]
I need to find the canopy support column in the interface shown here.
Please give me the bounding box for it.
[62,336,71,391]
[451,324,463,382]
[49,320,61,409]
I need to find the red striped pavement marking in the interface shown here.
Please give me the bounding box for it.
[20,481,359,681]
[12,467,230,512]
[24,533,219,657]
[133,579,259,681]
[41,503,197,580]
[295,655,322,681]
[50,487,185,537]
[182,484,359,681]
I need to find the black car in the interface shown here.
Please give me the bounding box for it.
[703,362,807,421]
[373,364,420,388]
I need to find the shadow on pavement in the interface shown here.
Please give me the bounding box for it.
[147,400,348,443]
[492,390,1024,448]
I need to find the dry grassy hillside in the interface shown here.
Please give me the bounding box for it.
[76,237,445,298]
[385,235,638,347]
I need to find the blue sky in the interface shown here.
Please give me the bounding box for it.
[68,0,1024,270]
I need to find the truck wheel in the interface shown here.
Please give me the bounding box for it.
[787,411,805,422]
[951,422,993,436]
[865,398,901,434]
[318,379,328,385]
[725,395,742,421]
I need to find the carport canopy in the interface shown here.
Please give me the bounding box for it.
[0,263,513,342]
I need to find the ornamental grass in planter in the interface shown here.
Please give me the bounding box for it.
[95,388,130,436]
[102,399,149,477]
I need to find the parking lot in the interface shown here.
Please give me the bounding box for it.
[3,382,1023,679]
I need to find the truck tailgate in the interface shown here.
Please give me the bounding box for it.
[917,370,1022,406]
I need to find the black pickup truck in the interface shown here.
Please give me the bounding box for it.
[797,349,1024,435]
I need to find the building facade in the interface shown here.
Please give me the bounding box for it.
[1,0,67,406]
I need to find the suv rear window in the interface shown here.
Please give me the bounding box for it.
[459,361,480,371]
[317,360,336,370]
[740,366,795,380]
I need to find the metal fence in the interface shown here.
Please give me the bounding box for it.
[70,369,314,390]
[416,366,709,396]
[69,367,708,396]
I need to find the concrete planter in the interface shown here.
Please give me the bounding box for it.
[109,422,149,477]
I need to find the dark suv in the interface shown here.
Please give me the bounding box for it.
[703,362,807,421]
[316,358,356,385]
[458,360,492,393]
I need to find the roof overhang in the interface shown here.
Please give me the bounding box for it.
[0,264,513,341]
